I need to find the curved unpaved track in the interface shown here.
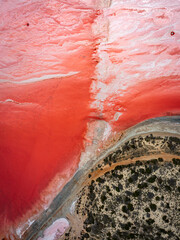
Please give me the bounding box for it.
[23,116,180,240]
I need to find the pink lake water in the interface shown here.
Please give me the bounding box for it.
[0,0,179,236]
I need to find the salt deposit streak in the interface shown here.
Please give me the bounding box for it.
[92,0,180,131]
[0,72,79,84]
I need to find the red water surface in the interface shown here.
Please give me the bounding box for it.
[0,0,180,236]
[0,0,97,234]
[102,76,180,130]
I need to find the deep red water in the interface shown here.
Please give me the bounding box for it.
[0,0,97,233]
[0,75,93,221]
